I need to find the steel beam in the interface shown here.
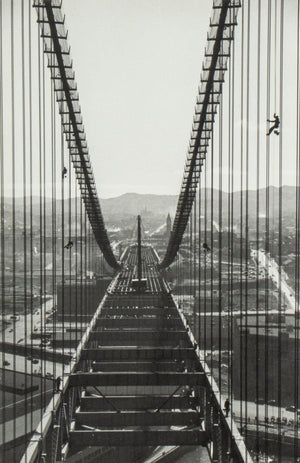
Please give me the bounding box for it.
[69,372,205,387]
[80,347,198,361]
[91,361,185,372]
[95,317,183,329]
[69,429,208,447]
[75,410,200,427]
[80,395,198,411]
[100,307,179,317]
[89,330,190,346]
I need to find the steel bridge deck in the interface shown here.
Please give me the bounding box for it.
[62,245,251,463]
[69,245,208,449]
[22,245,253,462]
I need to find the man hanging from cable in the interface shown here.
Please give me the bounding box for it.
[64,240,73,249]
[266,113,280,136]
[224,398,230,417]
[62,166,67,178]
[55,376,61,393]
[202,242,211,253]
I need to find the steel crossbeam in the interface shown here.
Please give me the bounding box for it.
[80,395,199,411]
[89,329,190,345]
[81,347,198,361]
[91,361,188,372]
[69,372,204,387]
[69,429,208,447]
[95,317,184,329]
[75,410,200,427]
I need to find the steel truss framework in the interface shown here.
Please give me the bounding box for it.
[159,0,241,269]
[21,246,253,463]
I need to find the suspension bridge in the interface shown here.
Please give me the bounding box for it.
[1,0,300,462]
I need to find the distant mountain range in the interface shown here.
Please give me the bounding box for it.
[3,185,299,225]
[2,193,178,229]
[102,186,300,222]
[101,193,177,217]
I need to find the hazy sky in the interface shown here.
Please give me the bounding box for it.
[62,0,212,198]
[61,0,300,198]
[2,1,299,199]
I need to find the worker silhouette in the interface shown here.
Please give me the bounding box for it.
[267,114,280,136]
[202,242,211,252]
[62,167,67,178]
[224,398,230,417]
[55,376,61,392]
[64,240,73,249]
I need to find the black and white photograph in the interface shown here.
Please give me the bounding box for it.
[0,1,300,462]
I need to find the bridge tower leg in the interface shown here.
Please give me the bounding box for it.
[137,215,142,281]
[131,216,147,291]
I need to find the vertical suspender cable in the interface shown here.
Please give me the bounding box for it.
[210,118,214,377]
[198,181,205,363]
[239,0,245,429]
[51,40,57,386]
[28,0,34,435]
[61,115,65,378]
[193,198,196,332]
[227,31,231,404]
[10,0,17,452]
[255,0,262,451]
[245,0,251,429]
[0,0,4,458]
[203,158,208,356]
[75,176,78,347]
[37,2,43,424]
[227,16,234,427]
[294,1,300,458]
[264,3,272,453]
[42,13,47,414]
[80,198,83,342]
[218,92,223,390]
[75,187,78,348]
[194,198,196,327]
[229,8,235,432]
[84,209,87,332]
[189,210,192,317]
[67,132,72,361]
[21,0,28,442]
[277,0,284,457]
[226,30,232,399]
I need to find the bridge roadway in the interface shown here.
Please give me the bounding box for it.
[64,244,251,462]
[69,244,207,450]
[22,244,252,462]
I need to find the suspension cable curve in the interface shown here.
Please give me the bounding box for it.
[34,0,121,270]
[159,0,240,269]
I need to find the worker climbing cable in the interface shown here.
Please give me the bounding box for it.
[202,242,211,252]
[266,113,280,136]
[64,240,73,249]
